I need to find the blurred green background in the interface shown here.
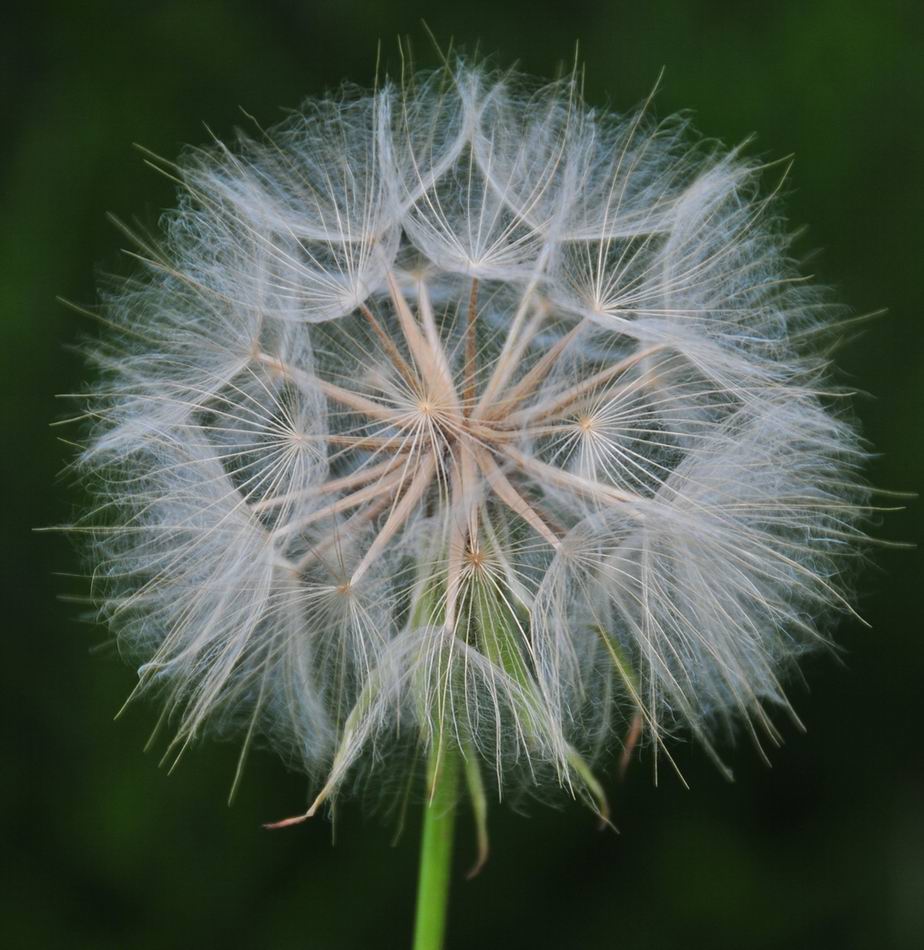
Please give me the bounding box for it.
[3,1,922,948]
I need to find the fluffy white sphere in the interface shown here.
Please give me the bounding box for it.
[78,60,868,815]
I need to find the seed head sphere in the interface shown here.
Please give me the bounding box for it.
[78,60,868,815]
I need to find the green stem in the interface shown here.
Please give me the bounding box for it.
[412,746,459,950]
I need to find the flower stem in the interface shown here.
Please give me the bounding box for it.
[412,746,459,950]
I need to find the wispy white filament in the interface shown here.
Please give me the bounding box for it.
[74,59,868,811]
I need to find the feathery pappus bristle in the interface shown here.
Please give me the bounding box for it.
[70,56,870,818]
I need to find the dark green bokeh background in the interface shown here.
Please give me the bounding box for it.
[3,2,922,947]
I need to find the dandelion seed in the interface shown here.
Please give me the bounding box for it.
[73,58,869,841]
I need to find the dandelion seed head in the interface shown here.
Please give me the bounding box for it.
[75,57,870,811]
